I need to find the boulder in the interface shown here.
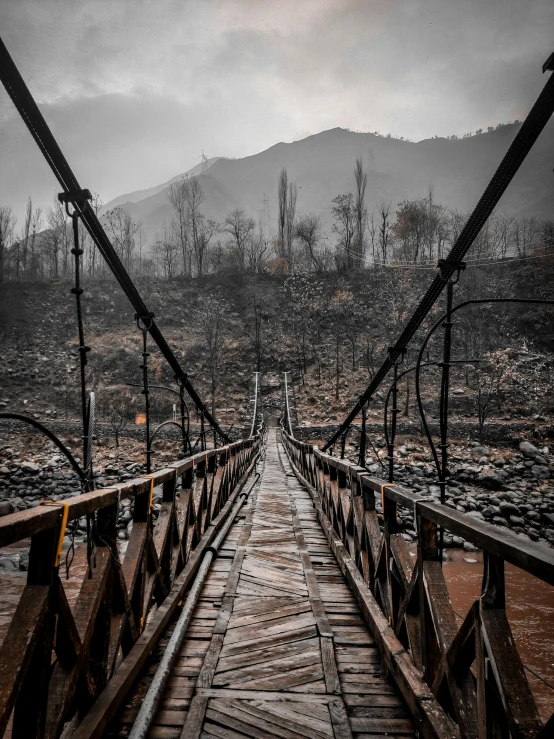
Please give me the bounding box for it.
[509,515,526,526]
[499,501,520,516]
[21,461,40,473]
[519,441,540,460]
[532,465,550,480]
[0,501,14,517]
[467,510,485,520]
[476,472,504,491]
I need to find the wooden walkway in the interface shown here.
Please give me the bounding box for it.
[114,428,414,739]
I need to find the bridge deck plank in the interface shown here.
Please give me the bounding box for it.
[109,429,414,739]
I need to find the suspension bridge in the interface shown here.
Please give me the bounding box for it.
[0,39,554,739]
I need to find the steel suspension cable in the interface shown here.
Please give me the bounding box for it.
[0,38,229,443]
[324,54,554,451]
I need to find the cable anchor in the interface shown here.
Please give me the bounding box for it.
[437,258,466,283]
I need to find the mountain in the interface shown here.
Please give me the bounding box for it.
[105,123,554,244]
[100,157,226,211]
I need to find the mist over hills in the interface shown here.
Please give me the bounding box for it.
[101,123,554,245]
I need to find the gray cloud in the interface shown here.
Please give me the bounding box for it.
[1,0,552,225]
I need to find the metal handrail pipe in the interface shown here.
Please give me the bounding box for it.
[283,372,294,437]
[249,372,260,439]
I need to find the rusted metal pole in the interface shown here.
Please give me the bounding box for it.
[388,363,399,483]
[283,372,294,437]
[358,403,367,468]
[249,372,260,439]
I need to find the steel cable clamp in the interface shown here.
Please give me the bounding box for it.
[39,500,70,567]
[135,312,155,332]
[138,474,157,510]
[379,483,395,510]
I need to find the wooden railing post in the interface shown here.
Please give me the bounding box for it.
[350,467,367,571]
[157,477,177,593]
[11,525,60,739]
[416,507,441,685]
[205,453,217,526]
[195,458,208,534]
[376,487,399,628]
[336,467,348,541]
[92,499,119,696]
[361,480,381,592]
[210,449,226,517]
[327,463,339,531]
[477,552,542,738]
[180,466,195,564]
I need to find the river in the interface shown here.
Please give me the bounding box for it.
[443,549,554,722]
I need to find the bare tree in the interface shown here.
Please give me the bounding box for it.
[44,199,71,278]
[475,356,506,443]
[83,193,103,276]
[108,408,130,448]
[248,221,271,273]
[246,293,277,372]
[331,193,356,269]
[181,177,213,275]
[368,211,377,264]
[198,296,226,416]
[353,158,367,268]
[361,335,378,378]
[377,199,392,264]
[514,216,539,258]
[286,182,297,266]
[169,180,191,275]
[104,207,140,272]
[27,201,42,279]
[193,216,218,277]
[223,209,255,271]
[20,197,32,277]
[153,226,179,277]
[0,206,16,283]
[295,214,322,270]
[393,199,426,262]
[277,168,288,260]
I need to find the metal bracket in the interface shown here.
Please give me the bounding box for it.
[388,346,407,364]
[543,52,554,74]
[135,312,155,331]
[175,373,188,388]
[437,259,466,282]
[58,189,92,205]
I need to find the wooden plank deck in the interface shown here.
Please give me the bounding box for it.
[112,428,414,739]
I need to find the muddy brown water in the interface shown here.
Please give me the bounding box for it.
[1,545,552,722]
[442,549,554,722]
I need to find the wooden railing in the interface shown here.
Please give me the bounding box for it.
[282,431,554,739]
[0,435,260,739]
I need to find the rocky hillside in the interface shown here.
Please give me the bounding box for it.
[1,260,553,433]
[1,261,554,549]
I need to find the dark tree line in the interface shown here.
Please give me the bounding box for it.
[2,158,553,283]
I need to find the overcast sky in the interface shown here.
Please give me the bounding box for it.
[1,0,553,224]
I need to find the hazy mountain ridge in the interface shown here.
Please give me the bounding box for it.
[98,123,553,245]
[100,157,226,211]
